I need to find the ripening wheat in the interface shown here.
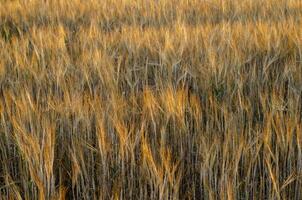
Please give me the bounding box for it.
[0,0,302,199]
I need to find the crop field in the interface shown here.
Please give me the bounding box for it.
[0,0,302,199]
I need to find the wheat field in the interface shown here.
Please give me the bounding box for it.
[0,0,302,199]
